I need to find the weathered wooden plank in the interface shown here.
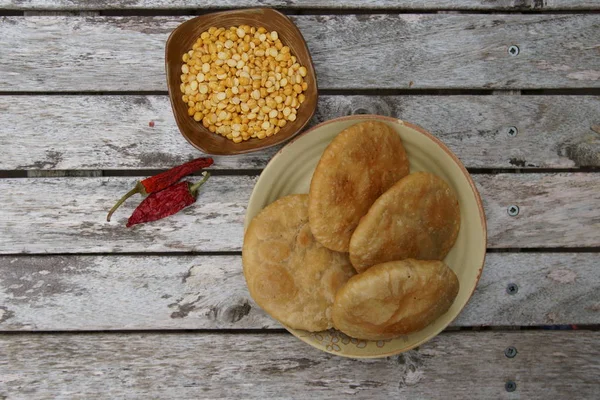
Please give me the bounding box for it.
[1,331,598,399]
[0,174,598,254]
[0,176,253,254]
[476,173,600,248]
[0,253,597,331]
[1,15,599,91]
[2,95,599,170]
[1,0,598,10]
[0,95,277,171]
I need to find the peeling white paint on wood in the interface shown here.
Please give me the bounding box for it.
[546,268,578,283]
[1,95,599,170]
[1,15,599,91]
[0,331,598,398]
[567,70,600,81]
[0,253,598,331]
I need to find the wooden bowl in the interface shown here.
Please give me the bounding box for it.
[244,115,487,358]
[165,8,318,156]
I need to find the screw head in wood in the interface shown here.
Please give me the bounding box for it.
[506,283,519,295]
[505,381,517,392]
[508,45,520,56]
[507,126,518,137]
[507,205,519,216]
[504,346,518,358]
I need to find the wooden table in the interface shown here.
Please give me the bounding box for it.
[1,1,599,398]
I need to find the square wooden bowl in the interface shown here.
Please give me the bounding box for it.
[165,8,318,156]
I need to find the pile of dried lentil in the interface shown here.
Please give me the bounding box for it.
[180,25,309,143]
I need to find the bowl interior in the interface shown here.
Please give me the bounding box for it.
[165,8,318,155]
[244,115,487,358]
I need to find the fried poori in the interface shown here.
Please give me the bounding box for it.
[349,171,460,273]
[308,121,409,252]
[332,259,459,340]
[243,194,355,332]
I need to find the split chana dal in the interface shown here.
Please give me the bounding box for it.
[179,25,309,143]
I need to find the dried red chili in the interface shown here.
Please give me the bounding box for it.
[126,172,210,228]
[106,157,213,221]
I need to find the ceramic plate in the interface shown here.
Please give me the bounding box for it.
[244,115,487,358]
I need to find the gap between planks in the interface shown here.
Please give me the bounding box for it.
[6,167,600,180]
[3,89,600,96]
[0,326,597,335]
[12,10,600,16]
[2,248,600,257]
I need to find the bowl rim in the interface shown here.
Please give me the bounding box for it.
[164,7,319,156]
[248,114,488,358]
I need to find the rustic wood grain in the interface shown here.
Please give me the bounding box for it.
[1,0,597,10]
[0,253,598,331]
[476,173,600,248]
[1,15,599,91]
[1,331,598,399]
[0,174,598,254]
[2,95,599,170]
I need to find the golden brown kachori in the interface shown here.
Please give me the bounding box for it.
[243,194,355,332]
[332,259,459,340]
[308,121,410,252]
[349,171,460,273]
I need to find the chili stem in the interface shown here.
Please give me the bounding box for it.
[106,186,140,222]
[190,172,211,195]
